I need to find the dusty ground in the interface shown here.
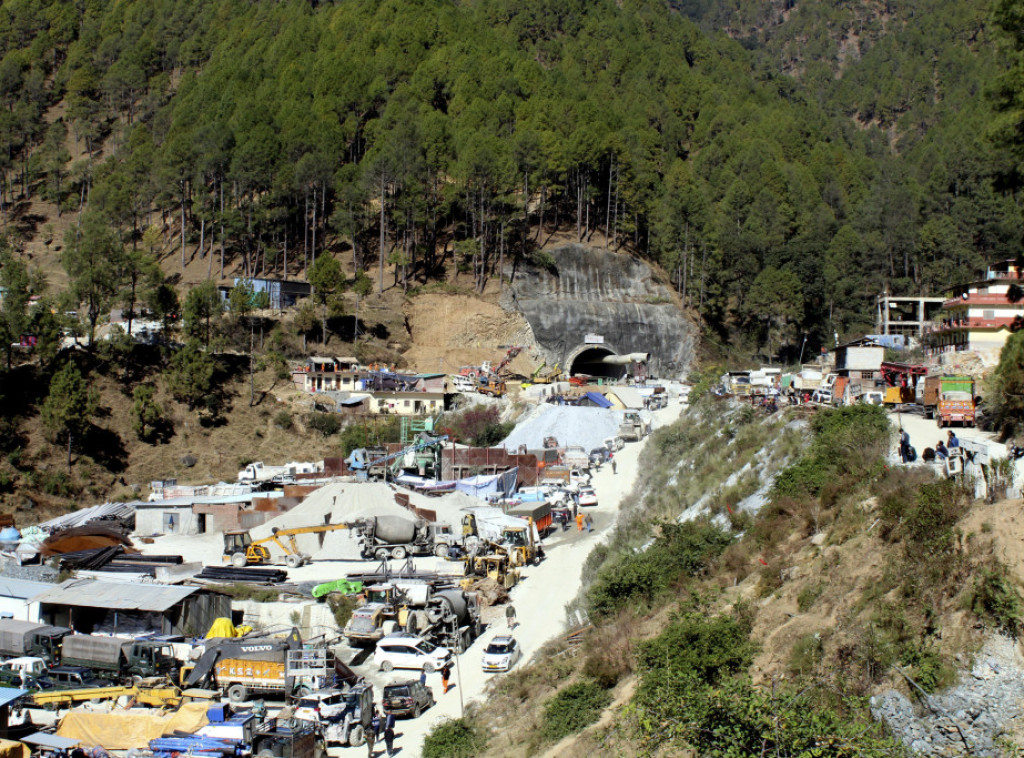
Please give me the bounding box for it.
[401,294,538,376]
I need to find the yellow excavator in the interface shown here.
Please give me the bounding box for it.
[222,523,353,568]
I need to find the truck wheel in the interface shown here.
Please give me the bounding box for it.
[258,750,276,758]
[380,660,394,672]
[231,552,248,568]
[435,544,448,558]
[348,725,365,747]
[227,684,248,703]
[285,554,303,569]
[422,662,434,674]
[412,704,422,719]
[375,548,389,560]
[391,546,407,560]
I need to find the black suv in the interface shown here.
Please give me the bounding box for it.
[382,679,434,718]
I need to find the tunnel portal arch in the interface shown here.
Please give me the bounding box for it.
[566,344,626,379]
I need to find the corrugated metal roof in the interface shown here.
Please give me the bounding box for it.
[135,491,283,509]
[37,502,136,532]
[0,689,27,708]
[23,732,82,749]
[0,577,52,600]
[30,579,200,611]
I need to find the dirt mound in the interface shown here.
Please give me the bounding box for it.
[402,294,537,375]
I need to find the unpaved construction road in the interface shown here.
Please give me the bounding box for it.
[330,401,685,758]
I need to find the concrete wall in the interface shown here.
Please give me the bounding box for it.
[0,597,39,621]
[135,506,205,536]
[233,599,339,640]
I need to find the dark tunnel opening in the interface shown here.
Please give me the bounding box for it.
[568,347,625,379]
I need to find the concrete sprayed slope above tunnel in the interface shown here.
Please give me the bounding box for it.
[504,244,696,378]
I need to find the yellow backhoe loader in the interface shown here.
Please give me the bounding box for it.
[222,523,353,568]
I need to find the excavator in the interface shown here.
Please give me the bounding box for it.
[522,362,561,387]
[222,522,354,568]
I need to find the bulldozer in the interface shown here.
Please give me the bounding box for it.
[222,522,353,568]
[463,550,519,589]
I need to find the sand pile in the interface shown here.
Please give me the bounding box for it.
[503,404,625,450]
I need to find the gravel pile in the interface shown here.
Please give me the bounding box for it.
[870,635,1024,756]
[502,404,626,451]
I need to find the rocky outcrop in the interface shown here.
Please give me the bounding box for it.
[870,636,1024,756]
[503,245,696,378]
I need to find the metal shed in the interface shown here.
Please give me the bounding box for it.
[32,579,230,637]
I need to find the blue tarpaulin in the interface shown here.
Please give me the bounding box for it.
[583,391,613,408]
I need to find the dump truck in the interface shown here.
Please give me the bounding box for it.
[238,461,321,483]
[59,634,179,682]
[353,515,455,560]
[0,620,70,664]
[923,375,977,428]
[617,411,651,441]
[476,374,506,397]
[561,446,590,469]
[184,628,330,703]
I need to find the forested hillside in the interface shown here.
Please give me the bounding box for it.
[0,0,1021,357]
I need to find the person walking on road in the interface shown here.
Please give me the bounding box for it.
[575,513,584,531]
[584,514,593,533]
[366,709,380,757]
[899,428,911,463]
[441,662,452,694]
[611,458,617,474]
[383,712,396,757]
[506,603,517,630]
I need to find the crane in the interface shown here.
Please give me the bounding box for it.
[345,435,449,480]
[222,522,356,568]
[494,345,524,376]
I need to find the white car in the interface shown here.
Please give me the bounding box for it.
[374,635,452,673]
[577,485,598,507]
[294,689,347,722]
[482,636,522,673]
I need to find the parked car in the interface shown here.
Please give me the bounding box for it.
[588,448,610,467]
[481,636,522,673]
[373,635,452,673]
[294,688,347,722]
[604,436,625,452]
[47,665,103,689]
[382,679,435,718]
[577,485,598,507]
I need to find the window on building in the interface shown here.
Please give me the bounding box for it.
[862,371,874,379]
[984,310,995,320]
[978,286,989,295]
[404,400,410,407]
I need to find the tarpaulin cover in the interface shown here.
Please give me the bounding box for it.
[0,739,29,758]
[56,701,210,749]
[311,579,363,599]
[205,618,240,639]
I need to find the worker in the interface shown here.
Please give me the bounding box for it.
[506,603,517,630]
[441,662,453,694]
[611,458,617,474]
[935,441,949,461]
[899,429,911,463]
[947,430,960,449]
[384,711,397,756]
[366,709,380,757]
[585,514,593,533]
[575,513,584,532]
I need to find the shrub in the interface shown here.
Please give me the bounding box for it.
[273,410,293,430]
[972,561,1024,636]
[307,413,340,437]
[539,680,612,742]
[440,405,513,447]
[797,582,825,612]
[586,520,733,617]
[422,718,486,758]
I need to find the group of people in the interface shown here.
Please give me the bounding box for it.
[902,428,960,464]
[363,708,398,758]
[575,512,595,532]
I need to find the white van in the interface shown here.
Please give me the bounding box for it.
[450,374,476,393]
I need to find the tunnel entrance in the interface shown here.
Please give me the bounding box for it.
[567,346,625,379]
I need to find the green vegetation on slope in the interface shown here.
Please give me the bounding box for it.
[1,0,1021,361]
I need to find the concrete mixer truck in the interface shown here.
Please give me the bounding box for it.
[353,516,456,560]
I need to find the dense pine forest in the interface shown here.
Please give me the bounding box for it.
[1,0,1023,355]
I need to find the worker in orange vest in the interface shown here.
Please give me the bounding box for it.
[575,513,584,532]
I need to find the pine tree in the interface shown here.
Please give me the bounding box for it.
[40,360,97,470]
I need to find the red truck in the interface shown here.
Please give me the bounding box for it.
[923,375,976,428]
